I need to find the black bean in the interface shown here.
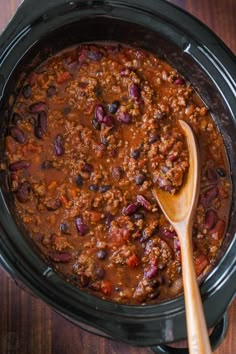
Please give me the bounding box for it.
[63,106,71,115]
[108,100,120,114]
[97,249,108,260]
[150,279,160,288]
[16,181,31,203]
[99,185,111,193]
[133,213,144,220]
[12,113,22,125]
[112,166,123,180]
[216,167,226,177]
[9,160,30,171]
[41,160,53,169]
[30,102,47,113]
[47,85,56,97]
[88,184,99,192]
[148,132,160,144]
[149,289,161,299]
[134,174,146,185]
[75,174,83,187]
[75,217,89,236]
[101,136,109,146]
[92,118,101,130]
[96,267,105,279]
[117,112,132,124]
[60,222,70,234]
[22,84,32,99]
[130,149,140,159]
[10,126,26,144]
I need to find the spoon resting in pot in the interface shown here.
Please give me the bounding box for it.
[152,120,212,354]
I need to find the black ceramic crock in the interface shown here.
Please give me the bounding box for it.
[0,1,236,353]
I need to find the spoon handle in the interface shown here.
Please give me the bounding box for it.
[179,227,212,354]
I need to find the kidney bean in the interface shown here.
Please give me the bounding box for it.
[209,220,225,240]
[112,166,123,180]
[30,102,47,113]
[122,203,140,216]
[117,112,132,124]
[45,199,61,211]
[12,113,22,125]
[41,160,53,169]
[104,212,114,226]
[205,209,217,230]
[145,264,158,279]
[9,160,30,171]
[82,163,93,173]
[10,126,26,144]
[34,126,44,139]
[54,134,64,156]
[99,185,111,193]
[103,115,114,127]
[200,186,219,207]
[38,111,48,134]
[75,174,83,187]
[22,84,32,99]
[47,85,56,97]
[174,77,185,85]
[95,104,105,123]
[97,249,108,260]
[75,217,89,236]
[216,167,226,177]
[129,83,141,100]
[137,194,152,211]
[205,168,218,183]
[16,181,31,203]
[87,50,103,61]
[48,251,71,263]
[174,238,181,251]
[134,174,146,185]
[108,100,120,114]
[161,228,177,238]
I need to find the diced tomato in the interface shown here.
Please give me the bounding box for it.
[60,195,69,206]
[194,254,209,276]
[100,280,112,295]
[108,225,130,246]
[126,254,139,267]
[57,71,71,84]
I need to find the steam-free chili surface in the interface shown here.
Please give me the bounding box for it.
[5,44,231,304]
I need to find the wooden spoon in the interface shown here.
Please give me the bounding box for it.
[152,120,212,354]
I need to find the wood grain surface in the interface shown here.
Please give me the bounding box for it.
[0,1,235,353]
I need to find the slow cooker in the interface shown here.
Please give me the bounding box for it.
[0,1,235,353]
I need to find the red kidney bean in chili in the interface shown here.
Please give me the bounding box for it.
[5,43,231,305]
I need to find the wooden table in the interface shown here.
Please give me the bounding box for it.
[0,1,235,353]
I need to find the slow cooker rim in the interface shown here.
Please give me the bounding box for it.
[0,0,236,343]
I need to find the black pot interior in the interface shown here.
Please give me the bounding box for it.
[0,3,236,346]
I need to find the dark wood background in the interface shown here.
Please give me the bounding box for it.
[0,0,235,353]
